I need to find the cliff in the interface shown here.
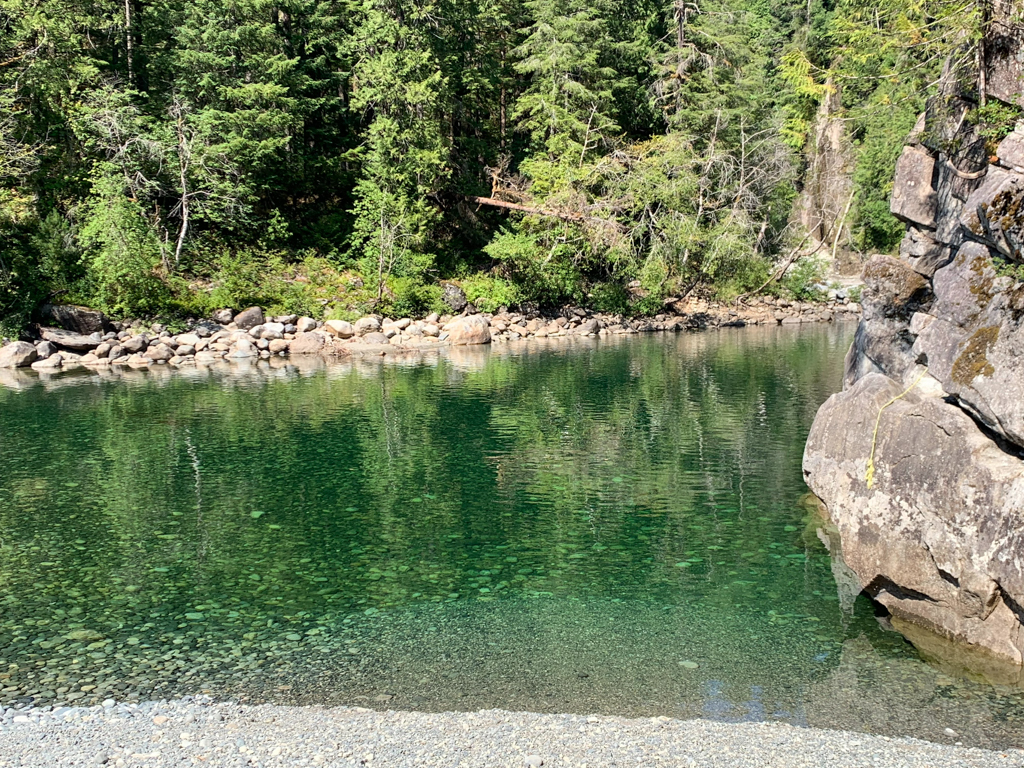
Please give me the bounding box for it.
[802,8,1024,677]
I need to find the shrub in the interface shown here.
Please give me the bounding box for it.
[460,274,521,313]
[781,255,828,301]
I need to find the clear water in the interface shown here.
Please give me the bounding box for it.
[1,326,1023,748]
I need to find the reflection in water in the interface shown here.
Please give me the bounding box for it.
[0,326,1022,749]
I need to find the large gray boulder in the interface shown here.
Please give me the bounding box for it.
[444,315,491,346]
[39,327,102,351]
[442,283,468,312]
[898,226,953,278]
[805,15,1024,675]
[353,317,381,336]
[289,332,328,355]
[323,320,354,338]
[804,373,1024,666]
[233,307,264,330]
[0,342,38,369]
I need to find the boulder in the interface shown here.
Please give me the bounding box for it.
[442,283,468,312]
[175,345,196,357]
[358,332,390,345]
[0,342,38,369]
[39,327,103,351]
[353,317,381,336]
[984,0,1024,108]
[268,339,289,354]
[890,145,937,228]
[35,341,57,358]
[145,344,175,362]
[227,339,256,358]
[899,227,953,278]
[323,320,354,338]
[261,322,285,340]
[174,333,202,347]
[444,315,492,346]
[120,335,148,353]
[31,353,63,370]
[233,307,264,330]
[212,308,235,325]
[289,332,328,355]
[861,255,931,317]
[39,304,111,335]
[296,317,318,333]
[804,373,1024,666]
[274,314,298,325]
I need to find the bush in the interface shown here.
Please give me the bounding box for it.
[206,248,320,318]
[0,236,43,338]
[781,255,828,300]
[460,274,521,313]
[384,277,444,318]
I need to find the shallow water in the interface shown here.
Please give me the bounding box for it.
[1,326,1023,748]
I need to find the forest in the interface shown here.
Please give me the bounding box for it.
[0,0,996,331]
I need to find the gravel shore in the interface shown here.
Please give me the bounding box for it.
[0,698,1020,768]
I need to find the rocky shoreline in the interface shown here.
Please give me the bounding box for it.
[0,295,860,376]
[0,698,1019,768]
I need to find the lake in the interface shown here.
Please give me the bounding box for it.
[1,325,1022,748]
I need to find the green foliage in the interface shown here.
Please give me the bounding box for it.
[459,274,522,313]
[206,248,320,318]
[383,278,445,318]
[992,256,1024,283]
[969,101,1024,151]
[78,173,171,317]
[780,256,828,301]
[0,0,1004,331]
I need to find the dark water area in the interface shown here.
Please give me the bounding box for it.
[1,325,1023,748]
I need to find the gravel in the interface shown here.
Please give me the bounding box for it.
[0,698,1020,768]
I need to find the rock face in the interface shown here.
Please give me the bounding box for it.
[0,342,38,369]
[806,374,1024,665]
[804,38,1024,671]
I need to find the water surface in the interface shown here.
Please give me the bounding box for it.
[1,326,1023,748]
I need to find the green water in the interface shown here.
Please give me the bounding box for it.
[1,326,1023,748]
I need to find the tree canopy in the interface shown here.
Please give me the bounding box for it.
[0,0,1000,331]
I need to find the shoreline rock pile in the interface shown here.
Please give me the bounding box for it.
[0,295,860,372]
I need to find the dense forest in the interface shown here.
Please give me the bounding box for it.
[0,0,996,331]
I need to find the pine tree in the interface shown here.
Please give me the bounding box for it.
[346,0,450,305]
